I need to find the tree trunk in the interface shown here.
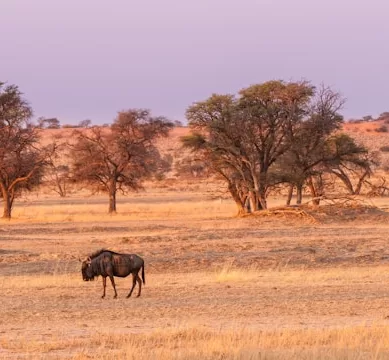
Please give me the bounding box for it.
[1,188,13,219]
[248,191,258,212]
[332,169,355,195]
[258,190,267,210]
[354,170,370,195]
[257,170,267,210]
[235,201,246,216]
[307,176,321,206]
[286,184,294,206]
[296,184,303,205]
[227,183,247,215]
[224,183,247,215]
[108,187,117,214]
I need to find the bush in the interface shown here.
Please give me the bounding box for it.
[375,125,388,133]
[380,146,389,152]
[62,124,79,129]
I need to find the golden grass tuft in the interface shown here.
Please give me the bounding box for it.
[215,262,259,283]
[5,324,389,359]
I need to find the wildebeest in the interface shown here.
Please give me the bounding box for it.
[80,249,145,299]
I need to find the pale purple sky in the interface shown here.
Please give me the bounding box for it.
[1,0,389,124]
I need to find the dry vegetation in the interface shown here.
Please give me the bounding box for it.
[2,186,389,359]
[3,123,389,358]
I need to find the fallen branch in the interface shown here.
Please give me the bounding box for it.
[301,195,372,208]
[251,207,318,223]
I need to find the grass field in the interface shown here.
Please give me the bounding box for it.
[2,189,389,359]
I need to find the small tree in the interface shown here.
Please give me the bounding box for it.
[44,142,72,197]
[70,109,174,213]
[363,115,373,122]
[378,112,389,120]
[37,117,61,129]
[0,82,52,218]
[78,119,92,128]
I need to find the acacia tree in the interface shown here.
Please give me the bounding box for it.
[70,109,174,213]
[44,141,72,197]
[0,82,52,219]
[273,86,345,204]
[37,117,61,129]
[183,80,363,214]
[184,80,316,213]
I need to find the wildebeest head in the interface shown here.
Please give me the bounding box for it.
[80,257,95,281]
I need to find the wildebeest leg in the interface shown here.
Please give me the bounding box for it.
[109,275,117,298]
[126,273,137,298]
[102,276,107,298]
[136,274,142,297]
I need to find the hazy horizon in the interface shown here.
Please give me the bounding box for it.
[2,0,389,124]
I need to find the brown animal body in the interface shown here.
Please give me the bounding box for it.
[81,249,145,298]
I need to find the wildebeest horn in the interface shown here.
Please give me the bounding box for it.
[78,256,91,263]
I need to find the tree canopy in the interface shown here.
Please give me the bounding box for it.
[70,109,174,213]
[0,82,52,218]
[183,80,372,214]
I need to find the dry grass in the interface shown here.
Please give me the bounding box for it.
[73,325,389,359]
[10,195,238,223]
[3,190,389,359]
[5,325,389,359]
[2,266,389,358]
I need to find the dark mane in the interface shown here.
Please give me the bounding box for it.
[88,249,122,259]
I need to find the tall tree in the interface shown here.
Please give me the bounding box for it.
[184,80,316,213]
[183,81,363,214]
[0,82,51,219]
[70,109,173,213]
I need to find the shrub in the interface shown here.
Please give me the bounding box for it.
[380,146,389,152]
[375,125,388,133]
[62,124,79,129]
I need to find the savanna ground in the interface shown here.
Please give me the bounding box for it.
[3,186,389,359]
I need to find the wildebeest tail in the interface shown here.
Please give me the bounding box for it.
[142,263,145,285]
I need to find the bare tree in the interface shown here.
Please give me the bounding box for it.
[44,141,72,197]
[0,82,53,218]
[70,109,174,213]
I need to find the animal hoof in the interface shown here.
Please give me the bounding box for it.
[113,295,117,299]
